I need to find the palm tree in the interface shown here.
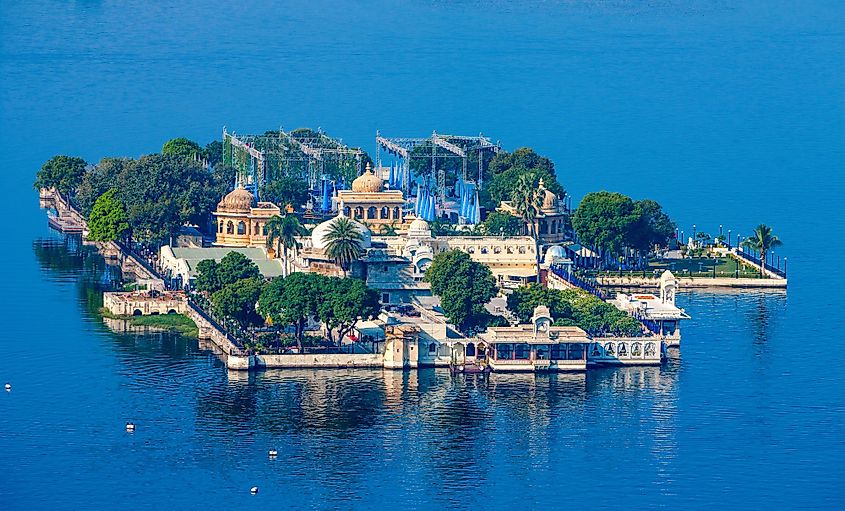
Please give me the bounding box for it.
[266,214,307,276]
[324,216,364,277]
[512,173,544,279]
[741,224,783,276]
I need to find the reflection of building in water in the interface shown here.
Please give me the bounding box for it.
[612,271,690,347]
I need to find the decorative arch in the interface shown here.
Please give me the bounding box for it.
[226,221,234,234]
[466,343,476,357]
[380,206,389,219]
[237,221,246,235]
[393,207,400,220]
[367,206,377,219]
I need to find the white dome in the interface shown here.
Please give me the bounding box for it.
[311,214,371,251]
[543,245,566,265]
[407,217,431,238]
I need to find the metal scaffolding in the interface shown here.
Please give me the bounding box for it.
[223,127,363,198]
[375,131,500,203]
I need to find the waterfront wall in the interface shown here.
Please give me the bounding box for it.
[594,275,787,289]
[255,353,383,369]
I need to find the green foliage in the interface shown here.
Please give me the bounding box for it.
[481,211,523,236]
[574,192,676,264]
[324,217,364,274]
[573,191,637,260]
[194,252,261,294]
[481,148,564,209]
[87,189,129,242]
[33,155,88,196]
[317,278,381,344]
[257,273,380,346]
[506,284,641,336]
[260,176,310,208]
[77,154,225,243]
[424,250,497,333]
[506,284,576,323]
[203,140,223,167]
[741,224,783,274]
[211,276,265,325]
[162,137,201,160]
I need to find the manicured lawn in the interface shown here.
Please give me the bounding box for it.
[590,255,765,279]
[100,308,199,337]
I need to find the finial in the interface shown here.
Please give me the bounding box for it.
[538,178,545,188]
[365,162,372,174]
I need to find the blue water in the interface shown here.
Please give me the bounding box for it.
[1,1,843,509]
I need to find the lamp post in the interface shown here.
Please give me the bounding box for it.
[728,229,732,248]
[692,224,697,246]
[784,257,788,275]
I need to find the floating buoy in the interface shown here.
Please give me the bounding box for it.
[268,449,278,458]
[4,383,10,391]
[250,486,259,495]
[126,422,135,432]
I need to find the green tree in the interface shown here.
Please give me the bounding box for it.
[211,276,265,325]
[265,214,307,276]
[87,189,129,242]
[572,191,638,266]
[195,252,261,294]
[424,250,497,333]
[481,148,564,209]
[317,278,381,345]
[162,137,201,160]
[741,224,783,276]
[257,272,326,348]
[481,211,523,237]
[260,176,310,209]
[33,155,88,197]
[194,259,221,293]
[75,158,132,215]
[203,140,223,167]
[506,284,576,323]
[512,173,544,277]
[324,217,364,276]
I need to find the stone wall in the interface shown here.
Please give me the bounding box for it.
[255,353,383,369]
[594,275,787,289]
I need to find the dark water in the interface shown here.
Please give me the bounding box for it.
[1,1,843,509]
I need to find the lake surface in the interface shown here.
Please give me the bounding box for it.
[1,1,843,509]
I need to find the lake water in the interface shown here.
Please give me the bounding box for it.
[1,1,843,509]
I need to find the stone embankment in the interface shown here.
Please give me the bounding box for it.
[593,274,787,289]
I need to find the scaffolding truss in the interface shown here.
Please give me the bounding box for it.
[375,131,500,203]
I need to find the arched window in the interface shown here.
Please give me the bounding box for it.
[380,206,389,219]
[617,342,628,357]
[393,207,400,220]
[480,247,488,254]
[226,221,234,234]
[262,224,268,235]
[218,221,223,233]
[429,342,437,354]
[367,207,377,219]
[466,343,476,357]
[237,221,246,235]
[344,206,351,217]
[253,223,260,235]
[354,207,364,219]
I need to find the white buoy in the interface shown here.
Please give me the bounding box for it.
[268,449,278,457]
[4,383,10,391]
[250,486,259,495]
[126,422,135,432]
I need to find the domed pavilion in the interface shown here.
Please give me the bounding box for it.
[213,186,281,248]
[335,163,407,234]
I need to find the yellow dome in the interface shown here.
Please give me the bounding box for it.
[351,163,383,193]
[539,178,558,211]
[217,186,255,213]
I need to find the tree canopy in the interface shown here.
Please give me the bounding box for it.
[507,284,641,336]
[260,176,310,209]
[76,154,225,243]
[481,211,523,236]
[194,252,261,294]
[257,272,380,347]
[162,137,201,160]
[211,276,265,325]
[324,217,364,274]
[86,189,129,242]
[573,192,675,264]
[33,155,88,197]
[481,148,565,210]
[424,250,497,333]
